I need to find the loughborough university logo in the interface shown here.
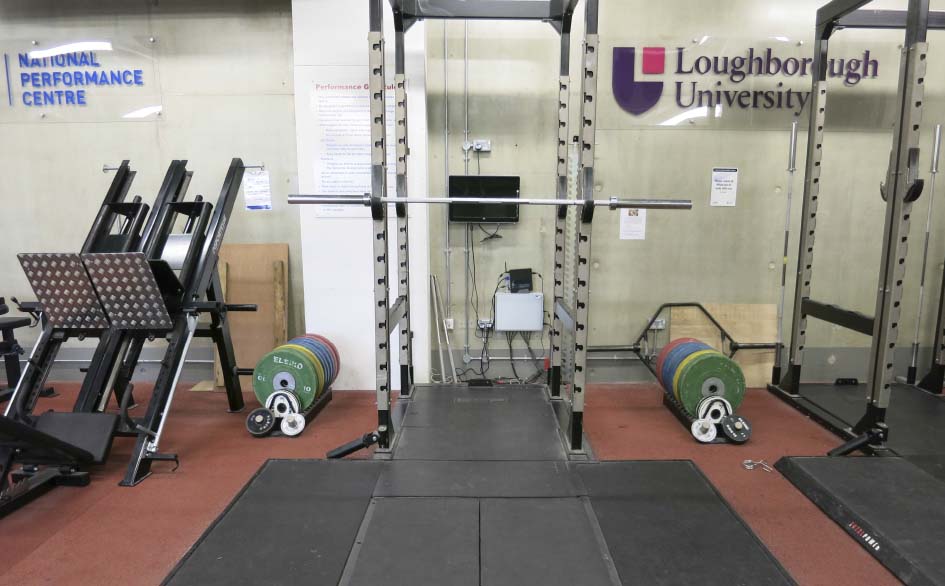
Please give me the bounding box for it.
[613,47,664,115]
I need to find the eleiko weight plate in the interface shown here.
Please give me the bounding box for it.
[671,349,719,402]
[307,334,341,378]
[253,346,320,410]
[720,415,751,444]
[292,337,334,383]
[266,390,301,418]
[674,351,745,417]
[690,418,718,443]
[655,338,702,386]
[284,343,326,398]
[697,396,733,422]
[291,337,335,387]
[661,341,713,395]
[246,407,276,437]
[281,412,306,437]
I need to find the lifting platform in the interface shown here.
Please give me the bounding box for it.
[165,384,796,586]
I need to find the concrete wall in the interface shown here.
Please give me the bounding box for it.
[425,0,945,382]
[0,0,300,379]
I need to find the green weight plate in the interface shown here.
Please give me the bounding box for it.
[674,352,745,418]
[252,346,320,410]
[284,343,326,399]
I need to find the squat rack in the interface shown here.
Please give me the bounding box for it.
[290,0,691,453]
[769,0,935,454]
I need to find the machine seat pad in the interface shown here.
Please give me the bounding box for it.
[34,412,119,464]
[0,316,31,330]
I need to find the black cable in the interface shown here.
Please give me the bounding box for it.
[523,332,544,383]
[476,150,482,175]
[507,331,521,382]
[478,224,502,241]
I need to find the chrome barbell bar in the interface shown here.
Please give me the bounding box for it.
[289,194,692,210]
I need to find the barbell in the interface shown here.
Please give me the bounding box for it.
[288,194,693,210]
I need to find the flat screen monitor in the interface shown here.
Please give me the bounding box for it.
[448,175,520,224]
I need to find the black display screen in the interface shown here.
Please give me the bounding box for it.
[448,175,520,223]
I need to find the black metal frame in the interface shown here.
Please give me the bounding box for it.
[768,0,933,454]
[0,159,253,516]
[917,251,945,394]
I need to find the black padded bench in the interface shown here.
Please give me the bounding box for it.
[0,412,119,465]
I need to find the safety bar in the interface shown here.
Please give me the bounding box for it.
[802,299,874,336]
[838,9,945,29]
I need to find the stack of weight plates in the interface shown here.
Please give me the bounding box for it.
[252,334,341,411]
[654,338,746,418]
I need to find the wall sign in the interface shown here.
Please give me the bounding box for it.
[1,39,158,122]
[710,167,739,207]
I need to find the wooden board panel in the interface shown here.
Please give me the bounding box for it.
[669,304,776,388]
[196,243,289,391]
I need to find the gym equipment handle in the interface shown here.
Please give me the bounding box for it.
[327,431,381,459]
[288,194,693,210]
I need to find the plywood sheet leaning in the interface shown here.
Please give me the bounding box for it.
[669,304,776,388]
[193,243,289,391]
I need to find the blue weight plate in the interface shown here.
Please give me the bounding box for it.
[660,341,711,396]
[298,338,338,387]
[291,336,335,385]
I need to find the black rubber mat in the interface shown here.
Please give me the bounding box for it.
[374,460,580,497]
[163,460,382,586]
[778,456,945,586]
[480,498,619,586]
[344,498,479,586]
[167,385,793,585]
[578,461,796,586]
[394,385,566,460]
[798,382,945,455]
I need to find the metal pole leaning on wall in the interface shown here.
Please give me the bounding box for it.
[570,0,600,453]
[919,248,945,394]
[907,123,942,384]
[549,0,579,400]
[772,119,800,385]
[393,9,414,396]
[368,0,392,450]
[861,0,929,437]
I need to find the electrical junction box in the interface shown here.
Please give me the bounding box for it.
[495,292,544,332]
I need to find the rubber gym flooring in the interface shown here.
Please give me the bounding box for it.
[774,382,945,585]
[790,382,945,457]
[0,382,903,585]
[165,385,793,585]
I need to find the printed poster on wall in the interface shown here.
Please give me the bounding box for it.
[710,167,738,207]
[310,73,397,218]
[243,168,272,211]
[619,208,646,240]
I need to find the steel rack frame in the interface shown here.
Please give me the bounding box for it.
[292,0,692,457]
[364,0,593,453]
[768,0,934,454]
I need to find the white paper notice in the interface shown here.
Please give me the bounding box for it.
[619,208,646,240]
[244,168,272,211]
[710,167,738,207]
[311,79,397,218]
